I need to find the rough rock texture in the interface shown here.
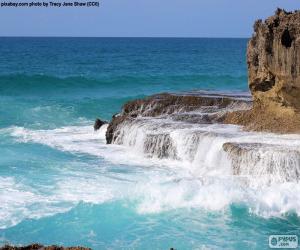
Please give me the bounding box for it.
[106,93,250,144]
[225,9,300,133]
[93,118,107,131]
[0,244,91,250]
[248,8,300,106]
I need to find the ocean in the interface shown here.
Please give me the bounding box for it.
[0,37,299,250]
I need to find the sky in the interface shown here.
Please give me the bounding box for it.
[0,0,299,37]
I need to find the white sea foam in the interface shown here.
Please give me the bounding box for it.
[1,120,300,230]
[7,124,108,156]
[134,176,300,216]
[0,176,72,229]
[107,117,300,216]
[112,118,300,181]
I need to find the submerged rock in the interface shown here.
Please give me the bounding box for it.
[93,118,107,131]
[0,244,91,250]
[225,9,300,133]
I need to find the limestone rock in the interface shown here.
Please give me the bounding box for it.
[225,8,300,133]
[248,8,300,109]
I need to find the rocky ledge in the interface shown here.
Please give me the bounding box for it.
[105,92,251,144]
[225,8,300,133]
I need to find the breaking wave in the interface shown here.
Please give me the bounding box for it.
[112,117,300,183]
[0,118,299,229]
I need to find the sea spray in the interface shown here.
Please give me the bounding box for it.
[3,122,300,216]
[1,38,299,249]
[111,116,300,182]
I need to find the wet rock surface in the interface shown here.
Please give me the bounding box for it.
[226,9,300,133]
[104,91,300,182]
[93,118,108,131]
[106,92,250,144]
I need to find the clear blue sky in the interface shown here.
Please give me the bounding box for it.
[0,0,299,37]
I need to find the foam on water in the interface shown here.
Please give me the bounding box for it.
[0,176,73,229]
[3,124,182,167]
[0,121,299,229]
[9,124,108,150]
[3,37,292,248]
[112,117,300,181]
[134,176,300,217]
[0,173,120,229]
[108,117,300,217]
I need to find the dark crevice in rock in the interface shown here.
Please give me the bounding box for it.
[250,75,276,92]
[266,24,274,55]
[291,64,296,76]
[281,28,293,48]
[273,18,280,28]
[253,54,259,67]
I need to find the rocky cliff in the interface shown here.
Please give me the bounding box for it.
[225,8,300,133]
[248,8,300,107]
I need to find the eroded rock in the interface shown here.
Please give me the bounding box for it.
[225,9,300,133]
[248,8,300,106]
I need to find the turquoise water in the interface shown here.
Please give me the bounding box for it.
[0,38,299,249]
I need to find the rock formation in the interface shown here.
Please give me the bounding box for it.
[106,92,250,144]
[93,118,107,131]
[101,9,300,183]
[225,8,300,133]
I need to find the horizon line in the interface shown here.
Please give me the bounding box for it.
[0,36,250,39]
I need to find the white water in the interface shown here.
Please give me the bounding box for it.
[112,117,300,182]
[1,119,300,229]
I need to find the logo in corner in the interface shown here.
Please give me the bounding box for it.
[269,235,298,249]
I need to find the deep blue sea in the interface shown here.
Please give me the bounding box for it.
[0,38,299,250]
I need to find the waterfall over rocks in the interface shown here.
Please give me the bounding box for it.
[106,92,300,183]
